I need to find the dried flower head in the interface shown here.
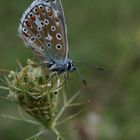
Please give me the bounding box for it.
[7,59,64,127]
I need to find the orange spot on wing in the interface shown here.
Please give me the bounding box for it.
[31,15,36,21]
[48,11,53,16]
[26,20,32,28]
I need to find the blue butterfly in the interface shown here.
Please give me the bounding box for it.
[19,0,76,73]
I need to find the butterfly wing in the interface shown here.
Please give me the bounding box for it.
[18,0,69,61]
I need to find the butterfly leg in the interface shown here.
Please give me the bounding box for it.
[47,72,57,84]
[63,73,67,87]
[62,72,71,86]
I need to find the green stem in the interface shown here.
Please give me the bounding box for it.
[50,125,63,140]
[56,107,85,126]
[25,130,45,140]
[1,114,40,125]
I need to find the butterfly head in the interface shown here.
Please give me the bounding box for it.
[66,59,76,72]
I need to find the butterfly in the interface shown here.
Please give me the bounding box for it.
[18,0,76,73]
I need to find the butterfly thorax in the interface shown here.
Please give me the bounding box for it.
[43,58,76,73]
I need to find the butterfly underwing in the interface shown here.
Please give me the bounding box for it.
[18,0,76,73]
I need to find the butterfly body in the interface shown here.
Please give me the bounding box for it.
[18,0,76,73]
[43,58,76,73]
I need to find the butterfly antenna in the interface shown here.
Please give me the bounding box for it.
[74,61,104,71]
[75,65,87,85]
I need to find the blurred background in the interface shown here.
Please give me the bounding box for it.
[0,0,140,139]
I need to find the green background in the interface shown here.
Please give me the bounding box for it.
[0,0,140,139]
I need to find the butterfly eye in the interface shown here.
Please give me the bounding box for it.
[51,26,56,32]
[47,42,51,48]
[67,63,70,68]
[44,19,49,25]
[56,33,62,40]
[56,44,62,50]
